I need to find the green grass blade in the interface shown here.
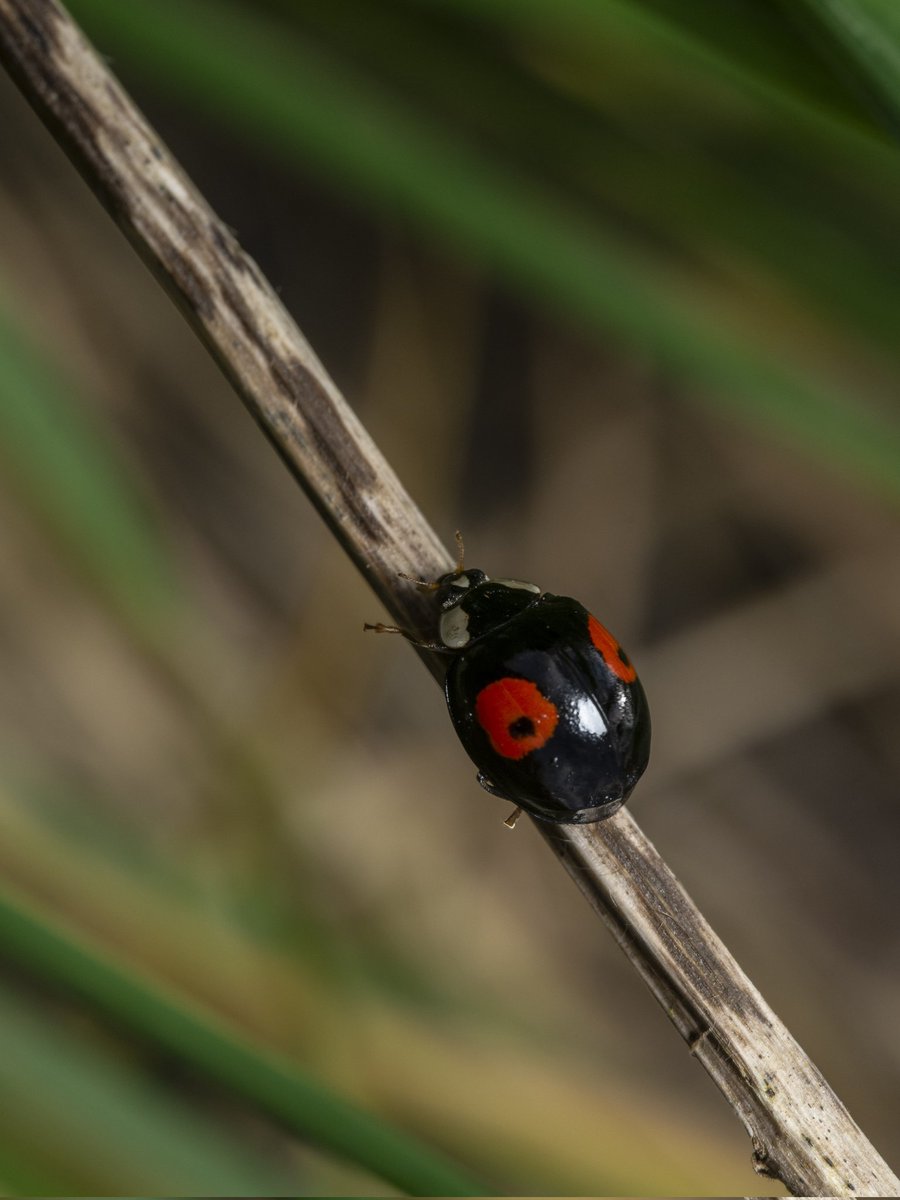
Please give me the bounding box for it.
[791,0,900,126]
[0,1138,73,1196]
[281,1,900,353]
[0,980,301,1194]
[0,887,485,1196]
[633,0,869,118]
[0,296,182,629]
[445,0,897,156]
[62,0,900,501]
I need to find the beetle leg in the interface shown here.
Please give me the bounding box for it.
[474,776,522,827]
[362,622,449,653]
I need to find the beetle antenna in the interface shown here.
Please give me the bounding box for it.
[398,531,465,589]
[397,571,440,591]
[454,529,465,573]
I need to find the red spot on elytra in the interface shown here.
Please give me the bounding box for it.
[588,615,637,683]
[475,677,558,760]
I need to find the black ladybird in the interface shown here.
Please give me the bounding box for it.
[366,540,651,824]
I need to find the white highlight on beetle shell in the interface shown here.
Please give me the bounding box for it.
[576,695,608,740]
[495,578,541,593]
[440,605,471,648]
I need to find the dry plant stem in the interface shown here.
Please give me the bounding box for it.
[0,2,896,1195]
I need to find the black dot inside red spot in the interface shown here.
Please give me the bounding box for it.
[618,648,631,667]
[508,716,536,739]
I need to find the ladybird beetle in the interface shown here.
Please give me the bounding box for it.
[366,536,651,825]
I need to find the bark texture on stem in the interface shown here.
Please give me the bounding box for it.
[0,1,896,1194]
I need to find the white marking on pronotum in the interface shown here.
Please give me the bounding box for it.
[440,606,470,648]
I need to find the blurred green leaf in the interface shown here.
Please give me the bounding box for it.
[0,886,484,1196]
[790,0,900,127]
[62,0,900,501]
[633,0,877,126]
[0,296,182,629]
[0,979,300,1194]
[279,0,899,353]
[436,0,897,153]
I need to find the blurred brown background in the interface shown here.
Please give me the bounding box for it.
[0,0,899,1194]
